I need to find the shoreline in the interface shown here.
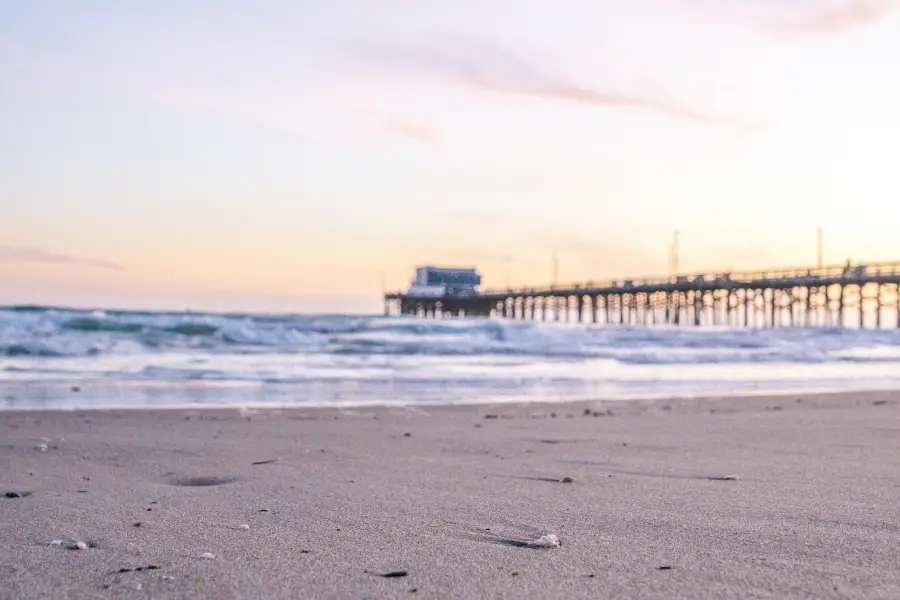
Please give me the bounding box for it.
[3,390,899,599]
[4,381,900,414]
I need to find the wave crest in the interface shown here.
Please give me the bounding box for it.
[2,307,900,366]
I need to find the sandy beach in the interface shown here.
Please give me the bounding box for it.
[3,391,900,599]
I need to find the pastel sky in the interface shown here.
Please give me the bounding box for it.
[3,0,900,313]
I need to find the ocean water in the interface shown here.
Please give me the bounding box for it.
[3,306,900,410]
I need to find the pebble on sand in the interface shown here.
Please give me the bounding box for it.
[73,541,89,550]
[238,524,250,530]
[199,552,215,560]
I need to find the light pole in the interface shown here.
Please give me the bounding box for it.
[552,250,559,286]
[817,227,823,269]
[670,230,680,275]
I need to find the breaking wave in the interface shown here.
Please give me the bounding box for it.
[4,305,900,409]
[2,306,900,363]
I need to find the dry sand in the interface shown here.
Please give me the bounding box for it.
[2,391,900,599]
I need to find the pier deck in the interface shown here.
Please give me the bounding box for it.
[385,261,900,328]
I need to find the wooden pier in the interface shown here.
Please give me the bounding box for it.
[384,261,900,329]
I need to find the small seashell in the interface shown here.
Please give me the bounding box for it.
[199,552,215,560]
[532,534,561,548]
[238,524,250,530]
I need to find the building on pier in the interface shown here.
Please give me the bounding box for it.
[406,266,482,299]
[388,266,488,318]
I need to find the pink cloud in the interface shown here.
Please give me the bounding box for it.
[687,0,900,36]
[351,108,437,144]
[352,36,750,126]
[378,115,436,144]
[0,246,124,271]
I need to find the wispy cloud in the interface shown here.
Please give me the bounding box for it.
[344,106,437,144]
[351,36,746,126]
[383,118,434,144]
[372,113,436,144]
[0,246,124,271]
[686,0,900,36]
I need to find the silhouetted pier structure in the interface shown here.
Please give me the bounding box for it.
[384,262,900,329]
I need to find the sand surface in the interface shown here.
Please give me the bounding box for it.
[2,391,900,599]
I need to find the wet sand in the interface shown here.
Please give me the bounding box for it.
[2,391,900,599]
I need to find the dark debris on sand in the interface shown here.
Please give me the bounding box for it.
[116,565,160,574]
[365,570,409,578]
[170,476,238,487]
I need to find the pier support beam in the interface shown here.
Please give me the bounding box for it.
[768,289,775,328]
[876,285,883,329]
[859,284,865,329]
[696,291,702,326]
[744,290,751,328]
[838,286,845,328]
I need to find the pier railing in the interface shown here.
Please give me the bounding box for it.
[476,260,900,297]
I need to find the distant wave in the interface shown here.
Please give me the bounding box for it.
[3,307,900,366]
[166,323,219,336]
[4,343,71,358]
[62,317,145,333]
